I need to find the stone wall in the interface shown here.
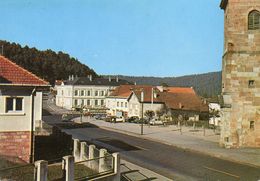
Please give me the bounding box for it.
[220,0,260,148]
[0,131,31,163]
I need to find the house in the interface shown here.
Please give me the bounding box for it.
[55,75,131,115]
[159,90,209,120]
[106,85,156,117]
[127,86,164,118]
[127,86,208,120]
[0,56,50,163]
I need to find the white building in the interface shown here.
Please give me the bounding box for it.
[0,56,49,163]
[127,86,164,118]
[55,75,131,114]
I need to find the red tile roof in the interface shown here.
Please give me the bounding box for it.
[110,85,155,98]
[0,56,49,86]
[165,87,195,94]
[159,92,208,112]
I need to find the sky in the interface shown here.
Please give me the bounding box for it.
[0,0,224,77]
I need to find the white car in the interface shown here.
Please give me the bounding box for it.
[209,116,221,126]
[149,118,163,125]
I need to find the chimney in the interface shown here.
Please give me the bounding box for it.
[89,75,92,81]
[71,75,74,81]
[116,76,119,82]
[134,82,137,85]
[109,76,111,82]
[68,75,71,81]
[179,103,183,109]
[141,91,144,102]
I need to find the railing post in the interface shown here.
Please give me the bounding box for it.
[112,152,120,181]
[34,160,48,181]
[80,142,87,161]
[73,139,80,162]
[99,148,107,172]
[88,145,96,170]
[62,155,74,181]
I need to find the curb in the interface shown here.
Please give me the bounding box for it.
[97,124,260,169]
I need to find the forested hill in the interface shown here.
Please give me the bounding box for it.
[0,40,97,84]
[105,72,222,98]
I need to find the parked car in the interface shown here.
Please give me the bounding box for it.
[115,116,125,122]
[209,116,221,126]
[126,116,139,123]
[149,118,163,125]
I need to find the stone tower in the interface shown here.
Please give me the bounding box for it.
[220,0,260,148]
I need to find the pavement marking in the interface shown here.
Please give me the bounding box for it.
[203,166,240,179]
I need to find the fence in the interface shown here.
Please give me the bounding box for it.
[72,139,120,181]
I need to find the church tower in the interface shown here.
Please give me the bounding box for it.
[220,0,260,148]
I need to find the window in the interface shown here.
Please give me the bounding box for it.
[95,91,98,96]
[248,10,260,30]
[248,80,255,88]
[74,99,78,106]
[87,100,91,106]
[125,102,128,108]
[6,97,23,112]
[95,100,98,106]
[250,121,255,130]
[101,100,104,105]
[87,90,91,96]
[74,90,78,96]
[117,102,119,107]
[121,102,123,107]
[100,91,104,96]
[81,90,85,96]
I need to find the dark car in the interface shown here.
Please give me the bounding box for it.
[126,116,139,123]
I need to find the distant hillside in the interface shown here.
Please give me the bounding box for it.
[104,72,222,98]
[0,40,97,84]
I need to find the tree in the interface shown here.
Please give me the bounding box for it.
[144,110,155,120]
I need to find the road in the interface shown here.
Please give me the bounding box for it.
[43,99,260,181]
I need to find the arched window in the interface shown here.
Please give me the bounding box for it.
[248,10,260,30]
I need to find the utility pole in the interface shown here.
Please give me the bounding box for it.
[141,90,144,135]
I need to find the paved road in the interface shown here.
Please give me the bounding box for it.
[61,126,260,181]
[43,99,260,181]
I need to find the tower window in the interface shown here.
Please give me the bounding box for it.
[248,80,255,88]
[250,121,255,130]
[248,10,260,30]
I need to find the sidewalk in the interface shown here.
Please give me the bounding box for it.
[85,118,260,168]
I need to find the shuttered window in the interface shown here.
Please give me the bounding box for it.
[248,10,260,30]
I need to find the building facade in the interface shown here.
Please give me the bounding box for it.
[0,56,49,162]
[220,0,260,147]
[55,76,131,114]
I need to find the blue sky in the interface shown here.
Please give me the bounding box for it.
[0,0,224,77]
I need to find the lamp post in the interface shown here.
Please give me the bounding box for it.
[141,90,144,135]
[72,105,86,124]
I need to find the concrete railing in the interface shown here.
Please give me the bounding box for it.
[72,139,120,180]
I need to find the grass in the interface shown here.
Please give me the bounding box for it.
[0,157,97,181]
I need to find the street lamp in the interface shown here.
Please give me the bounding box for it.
[72,105,87,124]
[141,90,144,135]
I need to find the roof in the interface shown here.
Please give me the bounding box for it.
[220,0,228,9]
[159,92,208,112]
[62,77,132,86]
[165,87,195,94]
[129,86,163,103]
[0,56,49,86]
[109,85,155,98]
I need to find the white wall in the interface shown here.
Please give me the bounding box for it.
[56,85,117,109]
[106,97,128,116]
[0,87,43,132]
[128,93,164,118]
